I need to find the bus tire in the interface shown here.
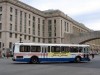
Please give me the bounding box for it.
[30,56,39,64]
[75,57,81,63]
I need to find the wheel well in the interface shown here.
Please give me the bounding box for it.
[31,56,39,59]
[30,56,39,63]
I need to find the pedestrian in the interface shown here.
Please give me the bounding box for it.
[91,53,94,59]
[1,50,5,58]
[6,52,9,59]
[0,51,1,58]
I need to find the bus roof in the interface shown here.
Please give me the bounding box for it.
[14,43,90,47]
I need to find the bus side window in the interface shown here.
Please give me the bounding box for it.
[61,46,66,52]
[51,46,60,52]
[66,47,70,52]
[24,46,30,52]
[84,47,88,53]
[70,47,78,52]
[48,46,50,52]
[78,47,83,52]
[31,46,41,52]
[20,46,30,52]
[61,47,64,52]
[51,46,54,52]
[20,46,24,52]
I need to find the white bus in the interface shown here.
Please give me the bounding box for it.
[12,43,90,63]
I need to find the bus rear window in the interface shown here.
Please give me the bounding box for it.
[20,46,30,52]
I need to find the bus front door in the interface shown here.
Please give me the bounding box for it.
[41,47,48,61]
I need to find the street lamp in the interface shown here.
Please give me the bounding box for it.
[19,35,22,43]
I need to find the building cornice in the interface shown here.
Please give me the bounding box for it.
[0,0,45,17]
[44,10,92,31]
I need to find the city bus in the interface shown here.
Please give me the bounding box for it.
[12,43,90,63]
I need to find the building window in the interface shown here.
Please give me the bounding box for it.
[49,32,52,37]
[54,20,56,36]
[28,36,31,40]
[42,20,45,37]
[0,7,2,12]
[54,19,56,24]
[10,7,13,12]
[24,13,27,33]
[15,34,17,38]
[10,15,12,21]
[67,23,69,32]
[48,20,52,37]
[0,32,1,38]
[48,20,52,24]
[0,23,2,30]
[0,42,1,48]
[15,9,18,31]
[0,14,2,21]
[32,16,35,35]
[20,11,22,32]
[9,33,12,38]
[9,42,12,48]
[54,38,56,43]
[65,22,66,31]
[54,33,56,36]
[38,38,40,42]
[29,14,30,18]
[33,16,35,21]
[33,37,35,42]
[61,20,62,36]
[38,18,40,36]
[43,38,45,43]
[48,38,52,43]
[10,23,12,30]
[24,35,26,40]
[29,20,30,26]
[38,18,40,23]
[29,28,30,34]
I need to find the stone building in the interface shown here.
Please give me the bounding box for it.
[0,0,100,53]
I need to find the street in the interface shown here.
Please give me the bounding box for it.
[0,55,100,75]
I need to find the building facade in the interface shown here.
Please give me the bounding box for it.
[0,0,100,53]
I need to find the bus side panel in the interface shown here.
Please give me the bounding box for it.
[39,58,75,62]
[14,58,31,62]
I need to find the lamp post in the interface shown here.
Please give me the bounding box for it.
[19,35,22,43]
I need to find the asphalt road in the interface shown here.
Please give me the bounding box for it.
[0,55,100,75]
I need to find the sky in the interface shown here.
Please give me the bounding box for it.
[19,0,100,30]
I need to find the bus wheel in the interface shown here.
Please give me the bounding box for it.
[75,57,81,63]
[30,56,39,64]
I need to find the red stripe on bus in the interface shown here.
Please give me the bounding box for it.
[14,53,48,56]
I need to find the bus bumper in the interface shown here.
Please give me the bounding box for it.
[12,57,15,61]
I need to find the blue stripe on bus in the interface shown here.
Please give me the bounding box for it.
[39,58,74,62]
[15,58,30,62]
[14,58,90,63]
